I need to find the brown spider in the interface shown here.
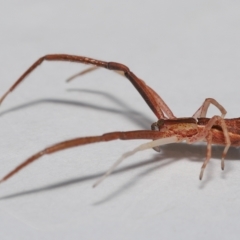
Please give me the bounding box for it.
[0,54,239,187]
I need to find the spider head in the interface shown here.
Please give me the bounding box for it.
[151,119,165,152]
[151,119,165,131]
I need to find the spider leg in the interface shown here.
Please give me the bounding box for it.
[93,135,181,187]
[0,130,169,184]
[0,54,175,119]
[192,98,227,119]
[66,65,176,152]
[190,115,231,173]
[66,66,99,82]
[66,66,175,119]
[66,67,126,83]
[199,132,212,180]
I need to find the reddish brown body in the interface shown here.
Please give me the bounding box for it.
[197,118,240,146]
[158,117,240,146]
[0,53,238,186]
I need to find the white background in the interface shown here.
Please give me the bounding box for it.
[0,1,240,239]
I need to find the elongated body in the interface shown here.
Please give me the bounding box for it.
[0,54,238,186]
[157,117,240,146]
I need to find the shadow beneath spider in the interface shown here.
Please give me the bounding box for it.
[0,88,154,129]
[93,143,240,204]
[0,143,239,202]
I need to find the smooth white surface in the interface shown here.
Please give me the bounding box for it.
[1,1,240,239]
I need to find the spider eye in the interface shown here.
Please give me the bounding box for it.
[157,119,165,128]
[151,122,159,131]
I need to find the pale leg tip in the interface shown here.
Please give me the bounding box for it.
[199,169,204,180]
[153,146,161,152]
[221,160,225,171]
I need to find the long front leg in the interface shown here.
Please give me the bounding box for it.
[66,66,175,119]
[0,54,175,119]
[0,130,169,184]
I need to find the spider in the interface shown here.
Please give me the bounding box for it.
[0,54,239,187]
